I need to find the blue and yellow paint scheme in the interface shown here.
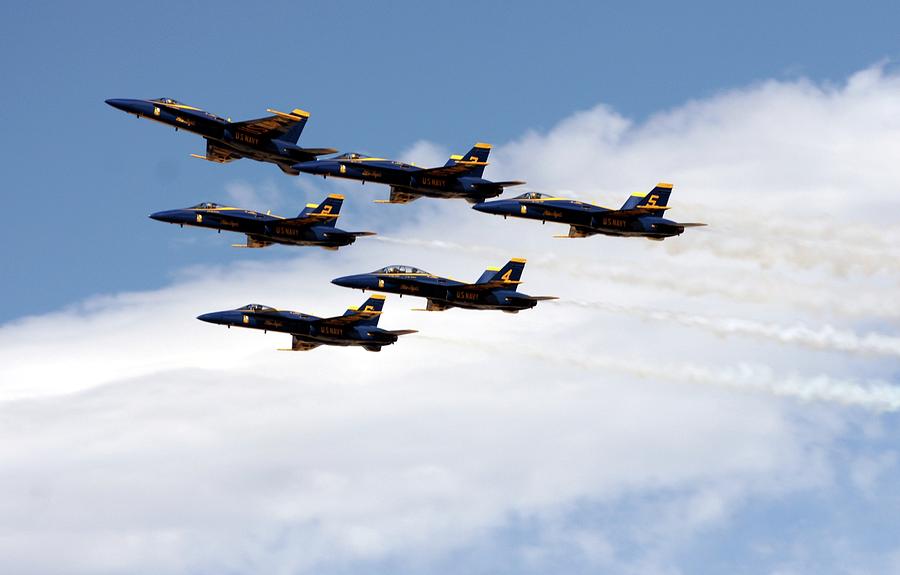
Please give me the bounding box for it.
[292,143,526,204]
[150,194,375,250]
[105,97,337,175]
[197,295,416,352]
[472,183,706,240]
[332,259,556,313]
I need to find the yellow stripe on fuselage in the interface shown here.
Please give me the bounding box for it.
[154,101,203,112]
[522,198,612,210]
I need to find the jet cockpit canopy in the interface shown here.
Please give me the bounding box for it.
[374,265,429,275]
[239,304,277,312]
[515,192,548,200]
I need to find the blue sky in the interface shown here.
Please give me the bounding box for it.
[2,1,899,320]
[2,3,900,575]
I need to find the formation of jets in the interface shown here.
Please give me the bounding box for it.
[107,97,706,351]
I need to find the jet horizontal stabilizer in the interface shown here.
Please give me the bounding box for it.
[517,295,559,302]
[372,329,418,336]
[472,180,527,188]
[297,147,340,156]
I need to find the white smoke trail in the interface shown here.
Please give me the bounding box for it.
[558,299,900,357]
[658,208,900,277]
[375,235,900,318]
[416,334,900,412]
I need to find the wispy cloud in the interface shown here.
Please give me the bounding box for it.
[4,66,900,574]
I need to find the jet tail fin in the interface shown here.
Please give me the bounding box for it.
[443,142,491,177]
[343,294,386,325]
[619,183,673,214]
[475,258,526,290]
[297,194,343,227]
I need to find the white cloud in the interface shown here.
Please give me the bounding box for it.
[3,66,900,574]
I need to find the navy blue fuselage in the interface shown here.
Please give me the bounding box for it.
[198,298,415,352]
[473,184,705,240]
[105,97,336,175]
[293,144,525,204]
[150,195,374,250]
[332,261,556,313]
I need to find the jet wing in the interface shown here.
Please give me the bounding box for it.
[318,308,383,326]
[555,225,600,238]
[231,108,309,138]
[192,141,241,163]
[279,336,322,352]
[606,206,672,218]
[279,212,340,227]
[459,279,523,291]
[416,161,488,178]
[374,187,421,204]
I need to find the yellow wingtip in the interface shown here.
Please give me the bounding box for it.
[266,107,310,119]
[474,142,492,149]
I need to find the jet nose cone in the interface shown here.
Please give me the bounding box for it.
[472,201,502,214]
[149,209,184,223]
[331,274,367,289]
[105,98,132,111]
[149,210,170,222]
[197,312,224,324]
[331,275,354,288]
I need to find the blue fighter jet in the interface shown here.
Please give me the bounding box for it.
[292,143,525,204]
[105,97,336,175]
[150,194,374,250]
[472,183,705,240]
[332,259,556,313]
[197,295,416,352]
